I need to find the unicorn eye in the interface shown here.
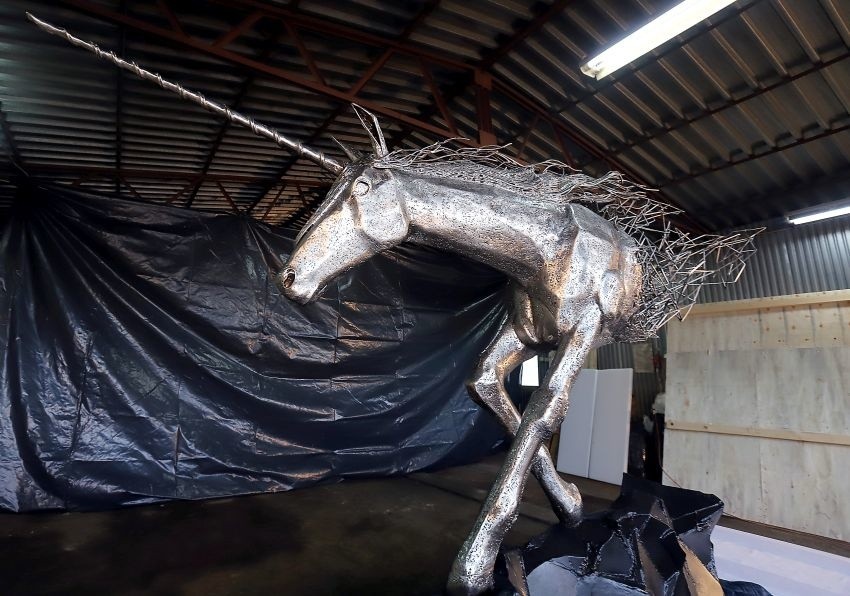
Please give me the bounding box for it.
[352,178,370,197]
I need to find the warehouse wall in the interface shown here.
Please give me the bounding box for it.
[664,294,849,540]
[662,219,850,540]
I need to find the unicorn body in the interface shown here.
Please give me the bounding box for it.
[282,153,649,594]
[31,14,757,595]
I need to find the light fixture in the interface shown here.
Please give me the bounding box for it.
[788,200,850,225]
[581,0,738,80]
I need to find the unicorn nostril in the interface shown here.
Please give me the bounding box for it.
[281,268,296,289]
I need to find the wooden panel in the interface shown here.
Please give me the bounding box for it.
[664,430,765,523]
[784,304,815,348]
[666,421,850,447]
[813,303,845,348]
[758,308,787,349]
[665,293,850,541]
[839,302,850,344]
[759,441,850,541]
[671,304,849,353]
[666,351,760,427]
[755,347,850,435]
[685,289,850,317]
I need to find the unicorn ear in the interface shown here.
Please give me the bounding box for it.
[331,136,363,161]
[352,104,388,157]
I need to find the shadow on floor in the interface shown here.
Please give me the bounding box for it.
[0,456,556,596]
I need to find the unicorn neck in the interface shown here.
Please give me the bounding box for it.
[399,174,557,280]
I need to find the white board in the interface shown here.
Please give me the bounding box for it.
[588,368,633,484]
[556,368,633,485]
[556,369,597,477]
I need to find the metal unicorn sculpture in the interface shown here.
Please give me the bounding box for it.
[30,14,758,595]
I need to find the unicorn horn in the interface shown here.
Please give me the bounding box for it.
[27,13,345,175]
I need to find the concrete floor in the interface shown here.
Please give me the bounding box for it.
[2,455,847,595]
[0,455,589,596]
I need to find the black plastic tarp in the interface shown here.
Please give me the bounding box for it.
[0,183,512,511]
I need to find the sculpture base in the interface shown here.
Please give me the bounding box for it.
[493,475,772,596]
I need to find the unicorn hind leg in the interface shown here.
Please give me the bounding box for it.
[466,318,582,526]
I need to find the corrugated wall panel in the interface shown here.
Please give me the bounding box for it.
[699,218,850,303]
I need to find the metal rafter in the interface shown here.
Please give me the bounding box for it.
[60,0,464,142]
[186,22,286,208]
[54,0,703,231]
[552,0,764,115]
[479,0,577,69]
[382,0,578,163]
[375,1,659,193]
[255,0,442,222]
[661,122,850,188]
[27,165,326,187]
[580,47,850,168]
[59,0,636,186]
[210,0,465,70]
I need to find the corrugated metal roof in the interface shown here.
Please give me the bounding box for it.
[1,0,849,230]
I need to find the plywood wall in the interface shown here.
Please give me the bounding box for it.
[664,291,850,541]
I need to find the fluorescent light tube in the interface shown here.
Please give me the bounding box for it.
[581,0,738,80]
[788,204,850,225]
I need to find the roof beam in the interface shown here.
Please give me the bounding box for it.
[478,0,576,69]
[214,11,263,48]
[661,122,850,188]
[60,0,637,184]
[56,0,698,229]
[28,165,327,186]
[257,0,442,222]
[61,0,463,142]
[186,23,285,208]
[580,46,850,168]
[209,0,466,70]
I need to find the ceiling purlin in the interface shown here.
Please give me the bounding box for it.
[254,0,443,223]
[479,0,578,69]
[27,165,327,187]
[579,48,850,168]
[185,21,288,209]
[660,122,850,190]
[552,0,765,115]
[60,0,465,142]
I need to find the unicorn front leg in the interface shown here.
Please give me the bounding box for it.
[467,318,583,527]
[448,307,602,595]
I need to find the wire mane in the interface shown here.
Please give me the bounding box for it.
[374,141,758,341]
